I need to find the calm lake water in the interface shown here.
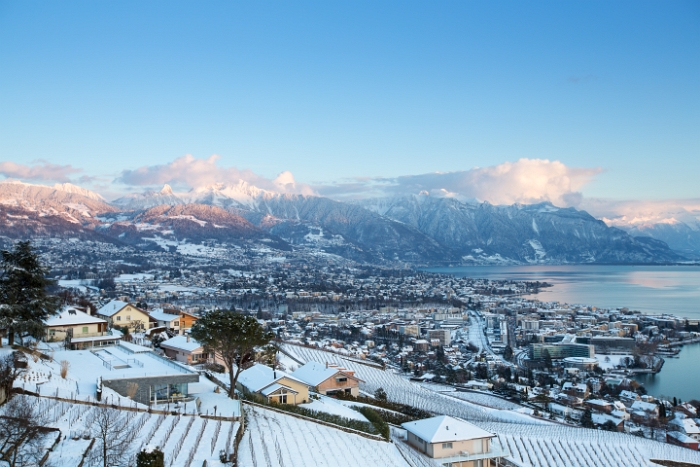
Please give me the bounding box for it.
[425,265,700,320]
[426,265,700,400]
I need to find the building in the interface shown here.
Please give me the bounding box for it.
[529,343,595,360]
[236,363,310,405]
[160,335,209,364]
[44,307,119,350]
[401,415,507,467]
[562,357,599,371]
[428,329,451,347]
[96,300,152,331]
[291,361,362,397]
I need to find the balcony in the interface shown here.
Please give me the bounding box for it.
[435,442,510,464]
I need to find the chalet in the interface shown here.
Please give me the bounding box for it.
[96,300,152,331]
[236,364,310,405]
[291,362,363,397]
[148,309,199,335]
[401,415,507,467]
[669,417,700,441]
[44,307,119,350]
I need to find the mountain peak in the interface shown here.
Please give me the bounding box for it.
[160,184,174,195]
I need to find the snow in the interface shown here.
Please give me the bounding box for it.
[45,307,106,326]
[291,361,344,386]
[303,395,369,422]
[402,415,495,443]
[238,405,408,467]
[161,335,203,352]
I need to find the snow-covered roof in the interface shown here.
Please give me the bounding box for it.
[261,383,299,396]
[238,363,306,392]
[631,400,658,413]
[160,335,203,352]
[45,307,106,327]
[402,415,495,444]
[96,300,130,317]
[149,309,180,323]
[291,361,357,387]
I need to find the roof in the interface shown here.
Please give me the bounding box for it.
[238,363,307,392]
[291,361,358,387]
[261,383,299,396]
[160,335,203,352]
[402,416,495,444]
[96,300,131,317]
[45,307,106,327]
[149,309,180,323]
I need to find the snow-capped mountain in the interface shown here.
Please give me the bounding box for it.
[0,179,688,264]
[112,181,279,210]
[603,207,700,258]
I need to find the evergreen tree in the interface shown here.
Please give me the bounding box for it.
[503,345,513,361]
[136,448,164,467]
[0,241,60,346]
[581,408,595,428]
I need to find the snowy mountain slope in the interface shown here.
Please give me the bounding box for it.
[359,195,684,263]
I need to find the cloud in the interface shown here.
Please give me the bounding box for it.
[0,161,82,183]
[317,159,602,207]
[581,197,700,227]
[116,154,315,195]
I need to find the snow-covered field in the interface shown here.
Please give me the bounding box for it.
[0,395,239,467]
[283,344,544,425]
[283,344,700,467]
[484,421,700,467]
[237,405,409,467]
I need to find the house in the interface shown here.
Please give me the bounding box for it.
[401,415,507,466]
[236,363,310,405]
[667,431,699,450]
[669,416,700,441]
[148,308,199,335]
[562,382,589,399]
[630,400,659,422]
[160,335,209,364]
[291,362,363,397]
[44,307,120,350]
[96,300,152,331]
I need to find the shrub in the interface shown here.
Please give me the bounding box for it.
[60,360,70,379]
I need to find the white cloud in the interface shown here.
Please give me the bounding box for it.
[0,160,82,183]
[116,154,315,195]
[317,158,602,206]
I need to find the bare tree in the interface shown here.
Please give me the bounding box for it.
[85,406,135,467]
[0,396,52,467]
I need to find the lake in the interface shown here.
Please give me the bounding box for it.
[425,265,700,320]
[426,265,700,400]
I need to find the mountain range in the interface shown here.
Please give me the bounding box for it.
[0,179,694,264]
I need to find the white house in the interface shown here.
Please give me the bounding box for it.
[401,415,507,467]
[44,307,119,350]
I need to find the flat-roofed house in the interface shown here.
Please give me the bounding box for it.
[44,307,119,350]
[237,363,310,405]
[291,361,362,397]
[96,300,152,331]
[401,415,507,467]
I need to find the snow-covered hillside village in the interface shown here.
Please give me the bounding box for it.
[1,240,700,467]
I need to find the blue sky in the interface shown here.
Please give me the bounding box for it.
[0,1,698,204]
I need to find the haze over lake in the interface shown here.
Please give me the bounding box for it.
[426,265,700,320]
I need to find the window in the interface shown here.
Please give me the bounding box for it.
[174,321,179,327]
[116,316,121,321]
[82,327,88,334]
[442,443,453,449]
[126,315,131,320]
[336,377,347,383]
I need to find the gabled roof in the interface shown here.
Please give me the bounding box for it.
[401,415,495,444]
[238,363,308,392]
[45,307,106,327]
[160,335,203,352]
[261,383,299,396]
[290,361,361,387]
[96,300,132,317]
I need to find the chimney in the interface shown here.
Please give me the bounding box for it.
[274,370,277,379]
[325,362,328,368]
[186,335,190,343]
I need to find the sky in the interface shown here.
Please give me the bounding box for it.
[0,1,698,212]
